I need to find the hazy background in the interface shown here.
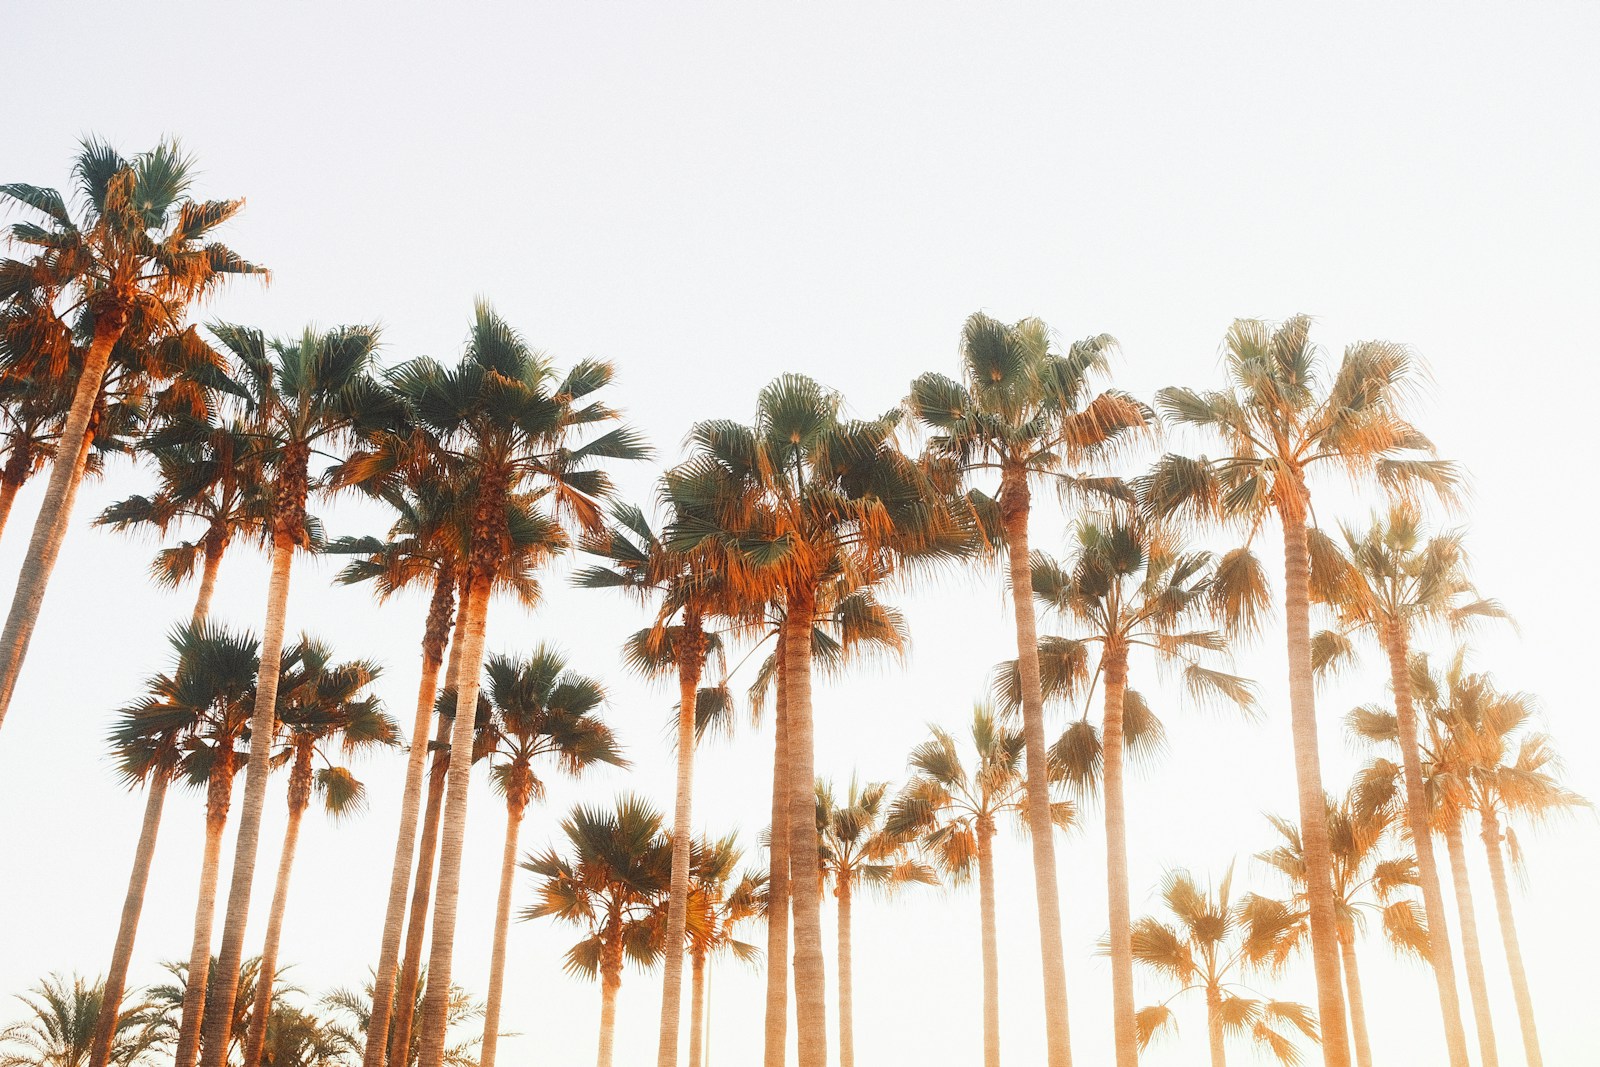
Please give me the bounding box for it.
[3,4,1596,1064]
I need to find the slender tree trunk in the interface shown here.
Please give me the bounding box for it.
[658,618,706,1067]
[1279,511,1351,1067]
[86,772,169,1067]
[1443,819,1499,1067]
[1101,645,1137,1067]
[1206,988,1226,1067]
[1382,623,1471,1067]
[977,821,1001,1067]
[199,522,298,1067]
[762,654,790,1067]
[1339,927,1372,1067]
[0,458,27,545]
[242,759,311,1067]
[783,589,827,1067]
[479,793,526,1067]
[837,875,854,1067]
[176,762,236,1067]
[416,577,491,1067]
[390,617,466,1067]
[191,541,227,627]
[688,953,707,1067]
[0,312,121,732]
[597,933,624,1067]
[365,573,455,1067]
[1479,808,1541,1067]
[999,472,1072,1067]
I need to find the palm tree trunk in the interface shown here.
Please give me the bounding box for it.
[657,620,706,1067]
[837,876,855,1067]
[87,772,169,1067]
[416,577,491,1067]
[1479,808,1541,1067]
[198,524,298,1067]
[1382,623,1471,1067]
[1101,645,1137,1067]
[390,617,466,1067]
[1279,511,1351,1067]
[783,588,827,1067]
[479,793,526,1067]
[0,312,121,732]
[364,572,455,1067]
[688,953,707,1067]
[1206,988,1226,1067]
[977,821,1001,1067]
[1339,927,1373,1067]
[762,653,790,1067]
[999,473,1072,1067]
[1443,819,1499,1067]
[242,777,311,1067]
[176,764,236,1067]
[598,929,624,1067]
[0,459,27,545]
[191,541,227,627]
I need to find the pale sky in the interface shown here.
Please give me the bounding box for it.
[3,4,1597,1065]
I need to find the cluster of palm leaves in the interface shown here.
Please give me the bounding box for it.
[1,138,1584,1067]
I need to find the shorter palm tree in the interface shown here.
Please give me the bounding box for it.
[814,777,936,1067]
[139,957,280,1067]
[1128,867,1319,1067]
[684,834,765,1067]
[253,1003,357,1067]
[522,795,673,1067]
[322,971,483,1067]
[0,974,154,1067]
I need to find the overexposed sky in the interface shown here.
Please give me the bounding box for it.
[3,4,1597,1064]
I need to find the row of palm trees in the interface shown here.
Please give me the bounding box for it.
[0,137,1579,1067]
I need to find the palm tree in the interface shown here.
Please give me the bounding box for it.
[668,374,964,1067]
[388,302,645,1067]
[1144,315,1459,1067]
[1019,510,1261,1061]
[197,322,399,1067]
[908,312,1145,1067]
[522,795,674,1067]
[473,649,624,1067]
[0,974,154,1067]
[1129,868,1319,1067]
[814,777,936,1067]
[97,416,269,623]
[243,640,398,1067]
[683,835,765,1067]
[0,138,264,730]
[889,706,1075,1067]
[1256,793,1431,1067]
[140,956,282,1066]
[0,372,68,543]
[254,1004,359,1067]
[1308,504,1502,1059]
[323,972,483,1067]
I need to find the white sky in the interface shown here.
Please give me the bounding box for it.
[3,4,1597,1065]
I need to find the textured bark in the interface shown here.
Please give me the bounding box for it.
[1480,809,1542,1067]
[1444,820,1499,1067]
[1206,988,1226,1067]
[688,954,707,1067]
[1279,512,1351,1067]
[86,773,169,1067]
[976,820,1001,1067]
[0,311,121,731]
[762,655,790,1067]
[242,746,313,1067]
[191,535,228,627]
[1101,646,1137,1067]
[783,591,827,1067]
[1382,624,1471,1067]
[836,875,854,1067]
[597,927,624,1067]
[657,616,706,1067]
[479,791,527,1067]
[175,752,237,1067]
[1339,928,1372,1067]
[999,471,1072,1067]
[0,450,27,544]
[364,572,455,1067]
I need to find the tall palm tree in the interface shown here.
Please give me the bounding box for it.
[683,835,765,1067]
[668,374,964,1067]
[323,971,483,1067]
[1020,510,1262,1061]
[1256,793,1431,1067]
[473,649,624,1067]
[243,640,398,1067]
[197,323,399,1067]
[908,312,1145,1067]
[889,706,1076,1067]
[522,795,673,1067]
[0,974,153,1067]
[0,139,264,730]
[97,416,269,624]
[1129,868,1319,1067]
[1308,503,1501,1059]
[0,372,68,543]
[1144,315,1459,1067]
[388,302,645,1067]
[814,777,936,1067]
